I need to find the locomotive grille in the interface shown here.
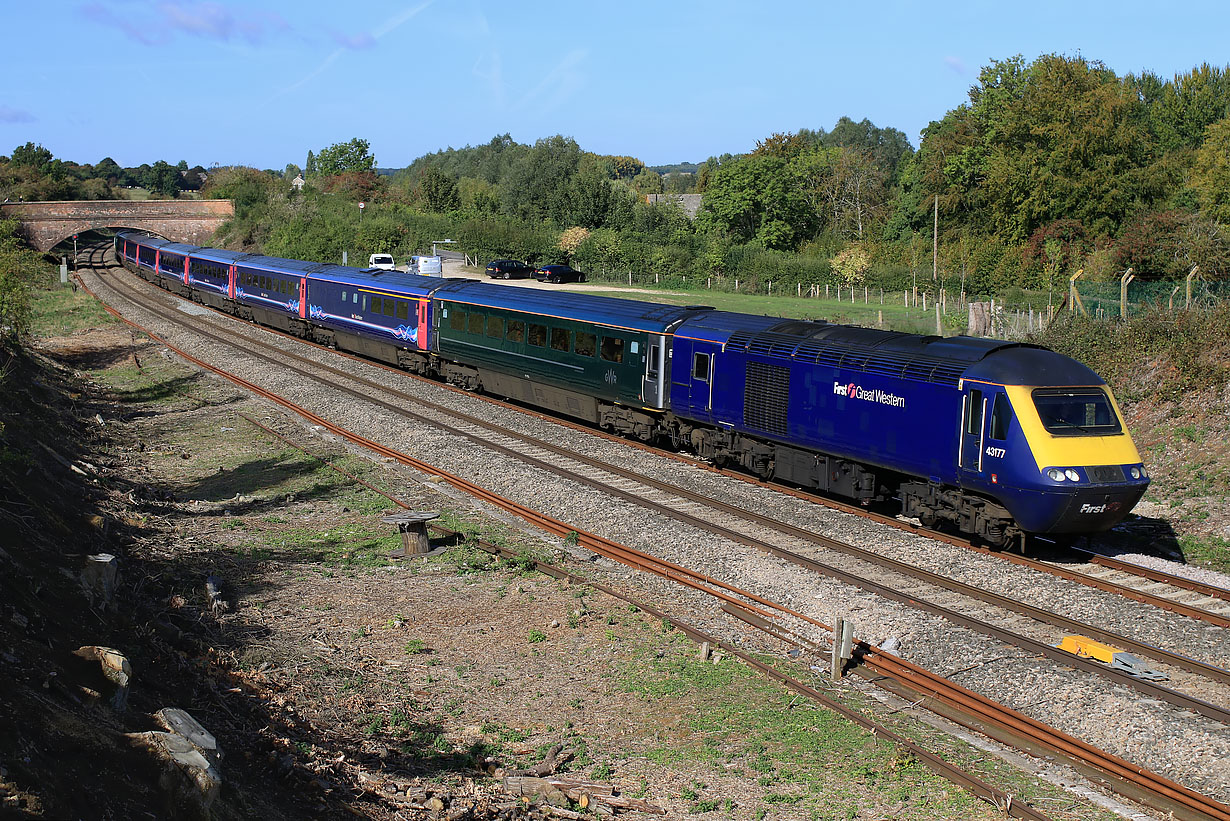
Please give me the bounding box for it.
[1087,465,1125,483]
[744,362,790,436]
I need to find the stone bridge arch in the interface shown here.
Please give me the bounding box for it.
[0,200,234,252]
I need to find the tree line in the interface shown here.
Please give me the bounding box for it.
[0,143,207,201]
[6,53,1230,298]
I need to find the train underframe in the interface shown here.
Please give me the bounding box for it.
[120,253,1023,549]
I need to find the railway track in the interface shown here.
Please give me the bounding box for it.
[90,257,1230,701]
[78,248,1230,819]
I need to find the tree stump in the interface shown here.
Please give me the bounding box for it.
[381,511,440,557]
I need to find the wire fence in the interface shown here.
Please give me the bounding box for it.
[1069,276,1230,319]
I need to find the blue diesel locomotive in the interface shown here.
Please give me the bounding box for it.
[115,232,1149,549]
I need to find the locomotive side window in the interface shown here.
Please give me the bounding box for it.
[989,394,1011,440]
[550,327,570,352]
[965,389,983,435]
[601,337,624,364]
[507,320,525,343]
[486,315,503,338]
[528,323,547,347]
[575,331,596,357]
[692,352,710,382]
[467,312,484,335]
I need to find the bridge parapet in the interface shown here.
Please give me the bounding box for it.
[0,199,234,252]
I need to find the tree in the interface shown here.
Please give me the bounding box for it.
[305,150,317,176]
[10,142,53,174]
[568,158,613,228]
[315,138,375,176]
[146,160,181,197]
[417,165,459,212]
[1191,117,1230,224]
[502,135,583,223]
[0,218,42,342]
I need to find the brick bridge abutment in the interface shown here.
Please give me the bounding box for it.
[0,200,234,252]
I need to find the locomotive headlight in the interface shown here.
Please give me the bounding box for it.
[1046,468,1066,481]
[1141,466,1148,478]
[1064,468,1081,482]
[1129,466,1142,480]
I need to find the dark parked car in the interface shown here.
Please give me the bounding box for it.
[485,259,535,279]
[534,264,587,284]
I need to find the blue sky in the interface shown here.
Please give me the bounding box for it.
[5,1,1229,171]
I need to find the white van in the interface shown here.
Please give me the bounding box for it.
[368,253,396,271]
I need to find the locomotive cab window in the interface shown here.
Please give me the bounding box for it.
[692,352,710,382]
[1032,388,1121,436]
[989,393,1012,440]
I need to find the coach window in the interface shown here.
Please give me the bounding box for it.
[692,352,710,382]
[550,327,570,352]
[601,336,624,363]
[486,315,503,338]
[449,308,465,331]
[507,320,525,343]
[575,331,596,357]
[467,312,484,335]
[397,301,408,321]
[353,292,360,304]
[383,298,395,318]
[341,289,347,303]
[989,394,1011,440]
[528,323,547,347]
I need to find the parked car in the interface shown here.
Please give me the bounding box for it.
[534,264,586,284]
[368,253,396,271]
[485,259,535,279]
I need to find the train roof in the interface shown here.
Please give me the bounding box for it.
[118,232,199,257]
[306,266,443,297]
[428,279,712,334]
[681,315,1101,388]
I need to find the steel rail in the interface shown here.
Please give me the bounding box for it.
[102,250,1230,621]
[88,259,1230,719]
[78,264,1225,821]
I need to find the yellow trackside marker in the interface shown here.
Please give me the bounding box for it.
[1055,635,1168,681]
[1055,635,1118,663]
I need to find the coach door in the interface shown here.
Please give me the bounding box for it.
[959,386,986,475]
[642,335,666,408]
[689,344,716,413]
